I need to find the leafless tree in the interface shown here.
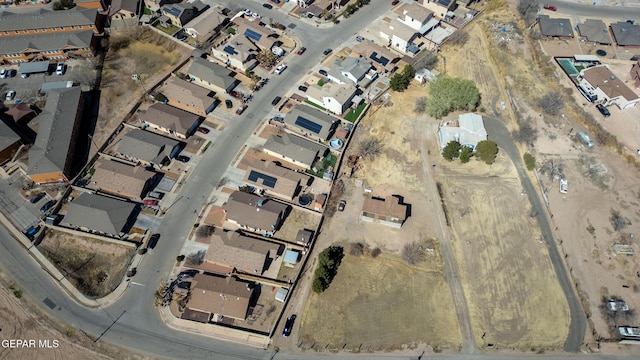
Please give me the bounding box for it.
[185,250,205,267]
[256,49,278,68]
[154,282,170,307]
[517,0,539,25]
[539,159,564,180]
[402,241,423,265]
[513,119,538,144]
[610,209,631,232]
[538,91,564,115]
[349,242,365,257]
[195,225,215,238]
[359,138,383,159]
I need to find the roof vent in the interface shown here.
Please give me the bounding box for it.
[257,198,265,207]
[611,75,616,80]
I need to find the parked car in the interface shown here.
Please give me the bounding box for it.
[355,35,364,42]
[273,116,284,123]
[338,200,346,212]
[148,191,164,199]
[30,192,46,204]
[543,4,557,11]
[148,234,160,249]
[392,0,399,5]
[225,99,233,108]
[178,269,199,280]
[55,62,66,76]
[272,96,282,106]
[323,48,332,55]
[283,315,296,337]
[319,69,328,76]
[298,85,308,92]
[21,73,29,78]
[270,0,280,3]
[262,3,272,9]
[176,155,190,163]
[236,103,248,115]
[5,90,16,101]
[143,199,159,206]
[40,200,57,213]
[25,225,40,241]
[297,47,306,55]
[274,64,287,75]
[197,126,210,134]
[0,69,7,78]
[596,104,610,118]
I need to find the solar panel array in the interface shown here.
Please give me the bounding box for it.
[248,170,278,188]
[370,51,389,66]
[164,6,182,17]
[223,45,237,55]
[244,29,262,42]
[294,116,322,134]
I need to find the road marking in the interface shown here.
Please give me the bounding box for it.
[130,282,145,287]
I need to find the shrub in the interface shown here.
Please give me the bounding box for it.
[312,246,344,293]
[402,242,423,265]
[538,91,564,115]
[426,75,480,119]
[475,140,499,164]
[524,152,536,170]
[460,146,473,163]
[442,141,461,161]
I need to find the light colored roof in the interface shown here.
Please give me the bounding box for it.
[140,103,200,136]
[610,22,640,46]
[91,159,156,200]
[244,160,306,199]
[538,15,574,38]
[263,133,327,166]
[183,7,226,37]
[581,65,639,101]
[162,77,216,113]
[439,113,487,148]
[362,196,406,220]
[187,274,253,320]
[283,250,299,264]
[0,8,97,32]
[206,230,280,274]
[380,18,418,42]
[64,193,137,235]
[400,2,433,23]
[27,87,83,177]
[109,0,139,16]
[351,41,398,72]
[0,30,93,54]
[284,105,339,140]
[212,31,258,63]
[223,191,289,232]
[424,26,453,44]
[330,57,372,84]
[307,82,357,108]
[233,17,277,50]
[577,19,612,44]
[117,128,180,164]
[0,120,20,152]
[573,54,601,62]
[187,57,238,91]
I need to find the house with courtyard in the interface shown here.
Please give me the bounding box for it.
[222,191,289,236]
[397,2,439,34]
[538,15,574,38]
[378,17,421,54]
[361,196,407,228]
[108,0,141,30]
[116,128,181,168]
[187,57,240,94]
[306,82,358,116]
[0,120,21,166]
[610,22,640,47]
[578,65,640,109]
[577,19,612,45]
[327,57,373,85]
[263,133,328,170]
[243,160,310,201]
[161,1,208,28]
[283,105,339,141]
[438,113,488,149]
[418,0,456,20]
[88,159,158,202]
[63,193,138,238]
[184,273,254,322]
[183,7,228,43]
[161,77,218,117]
[351,41,400,74]
[27,87,84,185]
[139,103,202,140]
[205,230,282,275]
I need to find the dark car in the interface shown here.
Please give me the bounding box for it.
[298,85,308,92]
[271,0,280,3]
[283,314,296,337]
[30,192,46,204]
[392,0,399,5]
[176,155,190,163]
[197,126,210,134]
[148,234,160,249]
[356,35,364,42]
[40,200,57,213]
[319,69,328,76]
[225,99,233,108]
[297,47,306,55]
[323,48,332,55]
[338,200,346,212]
[178,269,199,280]
[273,116,284,123]
[25,225,40,241]
[263,3,273,9]
[272,96,282,106]
[596,104,610,118]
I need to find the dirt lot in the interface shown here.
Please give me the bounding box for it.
[38,231,134,298]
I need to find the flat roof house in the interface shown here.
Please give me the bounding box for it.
[577,19,612,45]
[538,15,574,38]
[63,193,138,238]
[88,159,157,201]
[244,160,310,200]
[186,273,254,321]
[116,128,181,167]
[187,57,240,94]
[205,230,282,275]
[139,103,201,140]
[578,65,640,109]
[283,105,339,141]
[27,87,84,185]
[161,77,218,117]
[438,113,488,150]
[0,120,21,166]
[223,191,290,236]
[306,82,358,116]
[183,7,227,43]
[610,22,640,47]
[361,196,407,228]
[263,133,328,170]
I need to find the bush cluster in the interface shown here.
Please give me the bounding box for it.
[312,246,344,293]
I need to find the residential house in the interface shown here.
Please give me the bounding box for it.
[263,133,328,170]
[211,33,259,72]
[244,160,310,201]
[0,8,100,37]
[630,60,640,90]
[205,230,282,275]
[577,19,612,45]
[378,17,420,54]
[398,2,439,34]
[0,30,95,64]
[538,15,574,38]
[108,0,141,30]
[610,22,640,47]
[183,7,227,43]
[418,0,456,19]
[88,159,157,201]
[0,120,21,165]
[116,128,181,167]
[283,105,339,141]
[351,41,400,74]
[75,0,106,10]
[161,77,218,117]
[360,196,407,228]
[233,17,279,51]
[187,57,239,94]
[186,274,254,321]
[223,191,289,236]
[438,113,488,149]
[305,82,357,116]
[161,1,208,28]
[328,57,372,85]
[27,87,83,184]
[578,65,640,109]
[139,103,201,140]
[63,193,138,238]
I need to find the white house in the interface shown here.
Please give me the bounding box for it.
[577,65,640,109]
[398,3,439,34]
[327,57,372,85]
[378,18,420,54]
[438,113,488,149]
[306,82,357,115]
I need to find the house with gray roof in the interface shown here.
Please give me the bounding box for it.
[262,133,328,170]
[610,22,640,47]
[577,19,612,45]
[187,57,239,94]
[116,128,181,167]
[109,0,141,30]
[0,31,94,64]
[161,1,208,27]
[183,7,228,43]
[283,105,339,141]
[0,120,21,165]
[63,193,138,238]
[538,15,574,38]
[223,191,289,236]
[161,77,218,117]
[328,57,372,85]
[87,159,158,201]
[139,103,202,140]
[438,113,487,150]
[27,87,84,185]
[205,230,282,275]
[0,8,99,34]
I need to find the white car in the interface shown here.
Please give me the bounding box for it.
[274,64,287,75]
[56,62,66,76]
[0,69,7,78]
[6,90,16,101]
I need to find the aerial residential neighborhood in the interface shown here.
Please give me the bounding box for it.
[2,0,640,359]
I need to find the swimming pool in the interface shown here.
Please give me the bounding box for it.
[557,58,579,76]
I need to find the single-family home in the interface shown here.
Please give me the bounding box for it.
[438,113,488,149]
[205,230,282,275]
[116,128,181,167]
[398,2,439,34]
[577,19,612,45]
[108,0,141,29]
[160,77,218,117]
[63,193,138,238]
[378,17,421,54]
[578,65,640,109]
[222,191,289,236]
[183,7,227,43]
[351,41,400,74]
[161,1,208,28]
[610,22,640,47]
[139,103,202,140]
[305,82,358,116]
[360,196,407,228]
[187,57,239,94]
[328,57,372,85]
[211,33,259,72]
[88,159,158,201]
[0,120,21,165]
[418,0,456,20]
[233,17,279,51]
[263,133,328,170]
[27,87,84,185]
[0,8,101,36]
[186,274,254,321]
[538,15,574,38]
[244,160,310,200]
[283,105,339,141]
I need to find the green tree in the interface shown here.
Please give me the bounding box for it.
[389,65,415,92]
[426,75,480,119]
[442,141,461,161]
[523,152,536,170]
[475,140,499,164]
[460,146,473,163]
[311,246,344,293]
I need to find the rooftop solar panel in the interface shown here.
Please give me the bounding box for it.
[294,116,323,135]
[248,170,278,188]
[370,51,389,66]
[223,45,237,55]
[244,29,262,42]
[165,7,182,17]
